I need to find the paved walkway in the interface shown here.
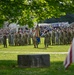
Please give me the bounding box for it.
[0,51,68,54]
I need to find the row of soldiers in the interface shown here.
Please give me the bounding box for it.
[0,28,32,46]
[42,27,74,46]
[0,26,74,47]
[8,31,32,46]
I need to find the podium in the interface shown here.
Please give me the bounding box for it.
[18,54,50,68]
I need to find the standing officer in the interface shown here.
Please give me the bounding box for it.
[3,33,7,48]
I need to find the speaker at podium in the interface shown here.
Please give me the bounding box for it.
[18,54,50,68]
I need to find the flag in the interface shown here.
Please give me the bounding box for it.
[63,38,74,69]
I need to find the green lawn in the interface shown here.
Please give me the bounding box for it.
[0,44,70,52]
[0,54,74,75]
[0,41,73,75]
[0,38,70,52]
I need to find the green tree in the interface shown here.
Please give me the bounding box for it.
[0,0,74,27]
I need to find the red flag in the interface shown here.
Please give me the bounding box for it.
[63,38,74,69]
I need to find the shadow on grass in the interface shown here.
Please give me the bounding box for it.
[0,60,74,70]
[37,47,47,49]
[0,60,74,75]
[0,60,17,69]
[37,46,53,49]
[0,60,64,69]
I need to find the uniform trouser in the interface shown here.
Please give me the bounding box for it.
[3,41,7,48]
[33,38,38,48]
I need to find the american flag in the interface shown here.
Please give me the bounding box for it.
[63,38,74,69]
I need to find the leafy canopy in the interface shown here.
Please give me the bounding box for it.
[0,0,74,27]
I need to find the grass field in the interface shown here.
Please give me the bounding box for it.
[0,39,73,75]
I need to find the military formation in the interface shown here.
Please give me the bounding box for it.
[41,26,74,46]
[0,28,32,47]
[8,30,32,46]
[0,26,74,48]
